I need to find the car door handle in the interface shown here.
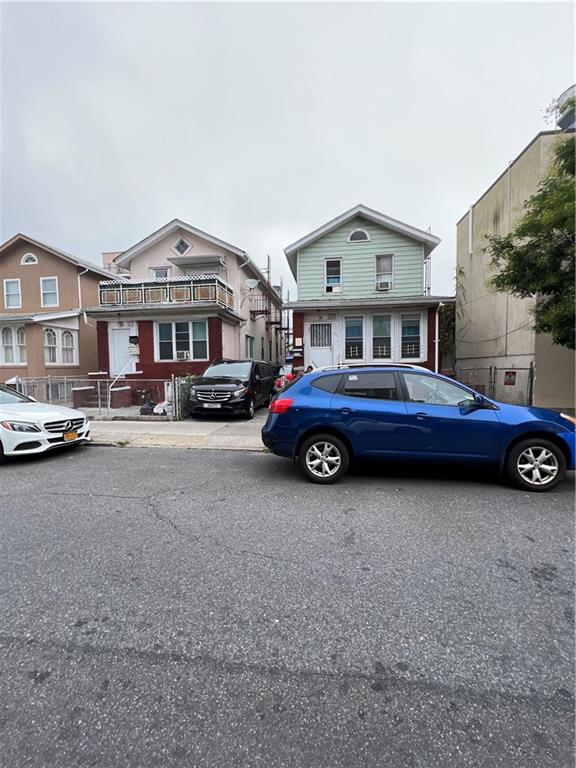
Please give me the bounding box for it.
[415,412,428,420]
[339,407,355,414]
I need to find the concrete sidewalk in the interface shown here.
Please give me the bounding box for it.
[89,409,267,451]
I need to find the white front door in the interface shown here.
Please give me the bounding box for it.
[306,320,334,368]
[110,328,131,376]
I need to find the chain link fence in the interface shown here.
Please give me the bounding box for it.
[10,376,182,419]
[454,364,534,405]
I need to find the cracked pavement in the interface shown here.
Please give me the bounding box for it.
[0,445,574,767]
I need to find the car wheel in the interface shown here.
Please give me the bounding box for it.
[242,397,255,420]
[506,438,566,492]
[298,433,350,484]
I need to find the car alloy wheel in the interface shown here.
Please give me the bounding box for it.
[516,446,559,486]
[299,433,350,484]
[507,438,566,492]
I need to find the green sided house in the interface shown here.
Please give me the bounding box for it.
[284,204,453,370]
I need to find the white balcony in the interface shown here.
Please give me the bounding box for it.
[98,274,235,311]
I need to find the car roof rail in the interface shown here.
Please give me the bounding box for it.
[310,363,430,373]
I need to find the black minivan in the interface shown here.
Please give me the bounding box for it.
[189,359,276,419]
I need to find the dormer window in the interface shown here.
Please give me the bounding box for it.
[21,253,38,265]
[348,229,370,243]
[173,238,191,256]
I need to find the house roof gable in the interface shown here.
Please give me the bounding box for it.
[0,234,116,279]
[113,219,246,267]
[284,204,441,278]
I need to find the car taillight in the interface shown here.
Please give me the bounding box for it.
[269,397,293,414]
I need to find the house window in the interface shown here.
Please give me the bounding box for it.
[0,326,27,364]
[61,330,75,363]
[44,328,58,363]
[348,229,370,242]
[401,314,421,358]
[372,316,391,358]
[173,238,191,256]
[245,335,254,358]
[156,321,208,361]
[21,253,38,265]
[375,255,393,291]
[325,259,341,293]
[40,277,59,307]
[345,317,363,359]
[261,337,265,360]
[1,327,14,363]
[151,267,171,280]
[310,323,332,347]
[3,279,21,309]
[17,327,26,363]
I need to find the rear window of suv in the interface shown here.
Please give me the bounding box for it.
[340,372,399,400]
[311,375,342,393]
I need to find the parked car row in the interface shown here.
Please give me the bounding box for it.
[2,361,575,493]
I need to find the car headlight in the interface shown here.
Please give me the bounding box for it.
[560,413,576,426]
[1,421,41,433]
[233,388,247,398]
[189,389,197,400]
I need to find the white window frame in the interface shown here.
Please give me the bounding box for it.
[344,316,364,361]
[324,258,342,293]
[374,254,394,292]
[0,326,25,365]
[43,327,79,366]
[245,334,255,358]
[371,314,393,360]
[3,279,21,309]
[149,267,172,280]
[20,252,38,265]
[310,323,332,348]
[40,276,59,308]
[400,313,424,361]
[154,320,209,362]
[347,228,371,243]
[171,238,191,257]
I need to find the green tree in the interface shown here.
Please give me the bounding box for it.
[486,136,575,349]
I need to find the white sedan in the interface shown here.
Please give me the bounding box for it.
[0,384,91,462]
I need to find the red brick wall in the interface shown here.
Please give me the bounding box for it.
[97,321,110,373]
[132,317,223,378]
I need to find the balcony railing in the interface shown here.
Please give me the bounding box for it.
[98,274,235,311]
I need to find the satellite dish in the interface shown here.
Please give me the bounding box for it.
[245,278,259,289]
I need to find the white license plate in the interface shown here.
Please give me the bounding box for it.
[203,403,221,409]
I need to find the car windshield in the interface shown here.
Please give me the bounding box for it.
[0,385,32,405]
[203,361,252,379]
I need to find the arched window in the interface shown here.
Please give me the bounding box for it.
[16,327,27,363]
[44,328,57,364]
[20,252,38,265]
[61,330,75,363]
[1,327,14,363]
[348,229,370,243]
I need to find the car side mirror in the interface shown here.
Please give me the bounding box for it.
[28,396,37,402]
[474,394,486,408]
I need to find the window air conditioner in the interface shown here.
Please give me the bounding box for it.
[376,280,392,291]
[176,351,191,360]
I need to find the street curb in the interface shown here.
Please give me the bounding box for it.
[89,441,266,452]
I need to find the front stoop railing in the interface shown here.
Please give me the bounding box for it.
[98,274,235,311]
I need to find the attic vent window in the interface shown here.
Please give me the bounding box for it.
[174,238,191,255]
[348,229,370,242]
[21,253,38,265]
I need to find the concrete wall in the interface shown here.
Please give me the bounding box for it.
[455,131,575,408]
[534,333,575,411]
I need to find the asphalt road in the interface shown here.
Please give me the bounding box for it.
[0,445,574,768]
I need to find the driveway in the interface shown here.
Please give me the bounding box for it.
[0,446,574,767]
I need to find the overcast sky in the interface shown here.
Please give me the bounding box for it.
[1,2,573,296]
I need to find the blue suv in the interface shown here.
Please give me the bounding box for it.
[261,365,576,491]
